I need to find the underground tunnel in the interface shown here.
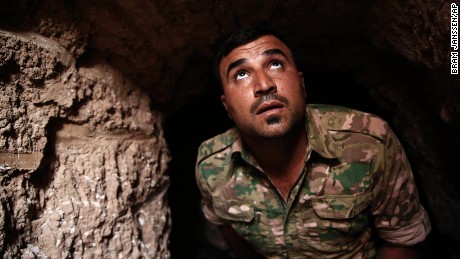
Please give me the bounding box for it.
[0,0,459,258]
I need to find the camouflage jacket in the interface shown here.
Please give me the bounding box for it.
[195,104,431,258]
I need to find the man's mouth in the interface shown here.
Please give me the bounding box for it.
[250,94,289,116]
[255,101,285,115]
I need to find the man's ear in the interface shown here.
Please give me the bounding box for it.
[299,72,306,98]
[220,94,232,120]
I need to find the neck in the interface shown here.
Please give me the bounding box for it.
[242,124,307,176]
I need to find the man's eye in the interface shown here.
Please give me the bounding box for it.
[270,61,282,69]
[235,71,248,80]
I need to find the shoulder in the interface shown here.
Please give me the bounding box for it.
[195,128,238,188]
[308,104,390,142]
[196,127,237,166]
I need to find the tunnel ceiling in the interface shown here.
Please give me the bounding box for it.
[1,0,455,109]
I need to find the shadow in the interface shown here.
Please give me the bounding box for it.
[164,88,232,259]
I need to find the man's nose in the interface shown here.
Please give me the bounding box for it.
[254,71,277,97]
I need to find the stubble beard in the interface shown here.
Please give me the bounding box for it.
[266,115,281,125]
[245,111,304,140]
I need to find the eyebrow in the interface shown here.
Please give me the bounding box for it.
[225,48,289,78]
[226,58,247,78]
[262,48,288,59]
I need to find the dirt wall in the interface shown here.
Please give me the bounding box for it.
[0,29,170,258]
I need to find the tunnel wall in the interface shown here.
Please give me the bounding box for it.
[0,29,170,258]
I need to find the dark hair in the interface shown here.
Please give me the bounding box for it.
[214,23,294,88]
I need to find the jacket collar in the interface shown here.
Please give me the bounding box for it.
[305,106,342,159]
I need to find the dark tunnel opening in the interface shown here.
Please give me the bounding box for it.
[165,85,232,258]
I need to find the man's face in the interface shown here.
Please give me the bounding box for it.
[219,35,306,140]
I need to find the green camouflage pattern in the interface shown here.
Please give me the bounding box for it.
[195,104,431,258]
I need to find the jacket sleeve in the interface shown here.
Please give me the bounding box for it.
[371,126,431,245]
[195,150,228,226]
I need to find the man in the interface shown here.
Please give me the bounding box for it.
[195,24,431,258]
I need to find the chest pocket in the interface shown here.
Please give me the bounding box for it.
[213,198,256,239]
[299,191,372,252]
[213,198,285,256]
[311,191,372,219]
[213,198,255,222]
